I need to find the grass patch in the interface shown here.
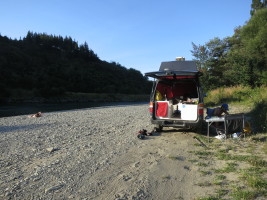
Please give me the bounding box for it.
[216,145,234,154]
[230,189,259,200]
[240,173,267,190]
[200,170,211,176]
[263,142,267,154]
[215,153,267,167]
[241,167,267,175]
[215,175,226,180]
[215,162,238,173]
[213,175,227,185]
[192,151,214,157]
[245,145,256,154]
[194,135,210,144]
[247,157,267,167]
[197,162,208,167]
[217,149,230,154]
[215,189,228,198]
[204,86,267,106]
[196,181,212,187]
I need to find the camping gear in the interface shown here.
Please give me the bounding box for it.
[221,104,229,111]
[205,113,245,141]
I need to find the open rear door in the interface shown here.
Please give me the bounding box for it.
[145,61,201,79]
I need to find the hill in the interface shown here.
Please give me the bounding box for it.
[0,32,152,101]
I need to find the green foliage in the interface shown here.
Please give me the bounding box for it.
[0,32,152,100]
[227,8,267,87]
[191,38,229,91]
[250,0,267,16]
[192,7,267,89]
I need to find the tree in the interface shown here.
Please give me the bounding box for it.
[0,32,152,99]
[250,0,267,16]
[191,38,230,90]
[227,8,267,86]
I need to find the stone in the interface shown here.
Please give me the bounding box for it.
[45,184,64,193]
[46,147,59,153]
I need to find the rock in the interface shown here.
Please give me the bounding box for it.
[45,184,64,193]
[5,192,12,196]
[46,147,59,153]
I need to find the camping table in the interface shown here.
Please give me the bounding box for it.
[205,116,225,142]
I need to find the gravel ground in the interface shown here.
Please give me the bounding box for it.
[0,104,155,199]
[2,104,248,199]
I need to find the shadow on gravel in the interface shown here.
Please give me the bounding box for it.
[161,128,192,133]
[151,131,161,136]
[0,123,49,134]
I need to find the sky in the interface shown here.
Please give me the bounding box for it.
[0,0,252,75]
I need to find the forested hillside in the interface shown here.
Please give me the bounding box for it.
[0,32,152,100]
[191,1,267,91]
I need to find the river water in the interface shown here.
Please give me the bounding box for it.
[0,102,147,117]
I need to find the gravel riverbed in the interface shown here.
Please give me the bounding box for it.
[0,104,155,199]
[2,104,234,200]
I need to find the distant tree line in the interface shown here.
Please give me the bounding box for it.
[0,31,152,99]
[191,0,267,91]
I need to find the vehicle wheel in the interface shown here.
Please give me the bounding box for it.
[155,125,163,132]
[194,121,203,134]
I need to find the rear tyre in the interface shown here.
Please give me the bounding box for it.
[155,125,163,132]
[194,121,203,134]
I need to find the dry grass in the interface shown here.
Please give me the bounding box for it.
[204,85,267,106]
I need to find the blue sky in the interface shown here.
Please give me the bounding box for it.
[0,0,251,74]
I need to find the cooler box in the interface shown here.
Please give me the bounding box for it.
[179,104,198,120]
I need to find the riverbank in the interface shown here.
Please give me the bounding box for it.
[0,101,147,118]
[0,92,150,117]
[1,92,150,103]
[0,104,266,199]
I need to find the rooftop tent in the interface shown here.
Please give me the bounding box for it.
[159,61,198,72]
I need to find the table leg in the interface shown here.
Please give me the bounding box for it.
[208,122,210,142]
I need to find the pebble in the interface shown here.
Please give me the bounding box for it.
[46,147,56,153]
[45,184,65,193]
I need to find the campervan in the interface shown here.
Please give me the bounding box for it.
[145,60,204,132]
